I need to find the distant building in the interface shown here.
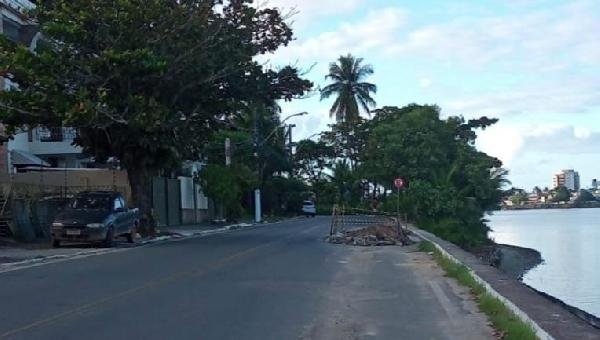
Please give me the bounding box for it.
[553,169,580,191]
[527,193,540,204]
[592,179,598,190]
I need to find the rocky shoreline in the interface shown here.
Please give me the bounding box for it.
[495,243,543,280]
[472,242,543,280]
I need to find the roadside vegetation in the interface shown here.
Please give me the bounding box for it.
[419,241,538,340]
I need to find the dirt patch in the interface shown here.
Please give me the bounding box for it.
[328,225,413,246]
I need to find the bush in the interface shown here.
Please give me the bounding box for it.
[418,218,489,249]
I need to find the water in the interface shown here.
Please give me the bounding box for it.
[488,208,600,317]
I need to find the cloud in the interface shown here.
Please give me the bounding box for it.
[267,7,407,65]
[269,1,600,69]
[259,0,365,28]
[266,0,600,118]
[522,125,600,155]
[419,78,432,89]
[477,123,600,186]
[477,125,525,166]
[442,75,600,117]
[388,0,600,68]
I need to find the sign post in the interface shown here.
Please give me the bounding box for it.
[394,177,405,236]
[394,177,405,214]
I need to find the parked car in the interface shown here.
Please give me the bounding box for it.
[302,200,316,217]
[51,191,139,248]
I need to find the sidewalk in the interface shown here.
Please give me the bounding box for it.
[413,227,600,340]
[157,222,254,238]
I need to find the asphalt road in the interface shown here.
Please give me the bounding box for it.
[0,217,493,340]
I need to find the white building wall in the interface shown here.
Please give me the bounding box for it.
[564,172,576,191]
[196,184,208,210]
[179,176,209,210]
[8,129,82,155]
[179,176,195,210]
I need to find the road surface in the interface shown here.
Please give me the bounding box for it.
[0,217,493,340]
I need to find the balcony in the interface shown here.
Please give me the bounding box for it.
[37,127,78,143]
[29,127,81,156]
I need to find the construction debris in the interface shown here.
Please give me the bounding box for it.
[328,225,413,246]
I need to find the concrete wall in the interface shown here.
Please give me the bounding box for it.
[153,176,211,226]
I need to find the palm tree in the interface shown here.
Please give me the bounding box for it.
[320,54,377,122]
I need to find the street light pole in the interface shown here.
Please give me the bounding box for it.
[253,110,308,224]
[253,109,261,223]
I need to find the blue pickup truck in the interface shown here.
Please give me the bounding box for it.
[51,191,139,248]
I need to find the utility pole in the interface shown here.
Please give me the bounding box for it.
[253,109,262,223]
[252,110,307,224]
[225,138,231,167]
[284,124,296,159]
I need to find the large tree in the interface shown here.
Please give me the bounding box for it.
[320,54,377,122]
[360,104,506,248]
[0,0,311,230]
[294,139,333,186]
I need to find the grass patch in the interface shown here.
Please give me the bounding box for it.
[419,241,538,340]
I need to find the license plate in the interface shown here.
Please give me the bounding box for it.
[66,229,81,236]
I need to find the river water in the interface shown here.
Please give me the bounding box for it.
[488,208,600,317]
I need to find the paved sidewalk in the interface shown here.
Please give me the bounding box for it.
[414,227,600,340]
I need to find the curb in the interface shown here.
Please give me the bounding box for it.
[412,228,554,340]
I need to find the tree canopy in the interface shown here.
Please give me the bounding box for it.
[295,103,508,248]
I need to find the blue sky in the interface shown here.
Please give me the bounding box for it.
[261,0,600,190]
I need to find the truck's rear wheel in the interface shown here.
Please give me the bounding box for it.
[52,239,61,248]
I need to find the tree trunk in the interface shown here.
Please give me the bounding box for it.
[126,164,155,236]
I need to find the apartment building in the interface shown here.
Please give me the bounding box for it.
[553,169,580,191]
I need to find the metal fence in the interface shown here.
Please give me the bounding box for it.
[329,205,401,236]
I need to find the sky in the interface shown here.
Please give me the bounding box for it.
[258,0,600,191]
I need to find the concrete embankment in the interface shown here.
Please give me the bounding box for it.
[412,227,600,340]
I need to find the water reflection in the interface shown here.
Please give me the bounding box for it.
[489,208,600,317]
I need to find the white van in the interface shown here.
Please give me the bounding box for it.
[302,200,316,217]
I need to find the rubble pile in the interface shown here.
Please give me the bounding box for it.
[328,225,413,246]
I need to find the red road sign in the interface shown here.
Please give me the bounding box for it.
[394,177,405,189]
